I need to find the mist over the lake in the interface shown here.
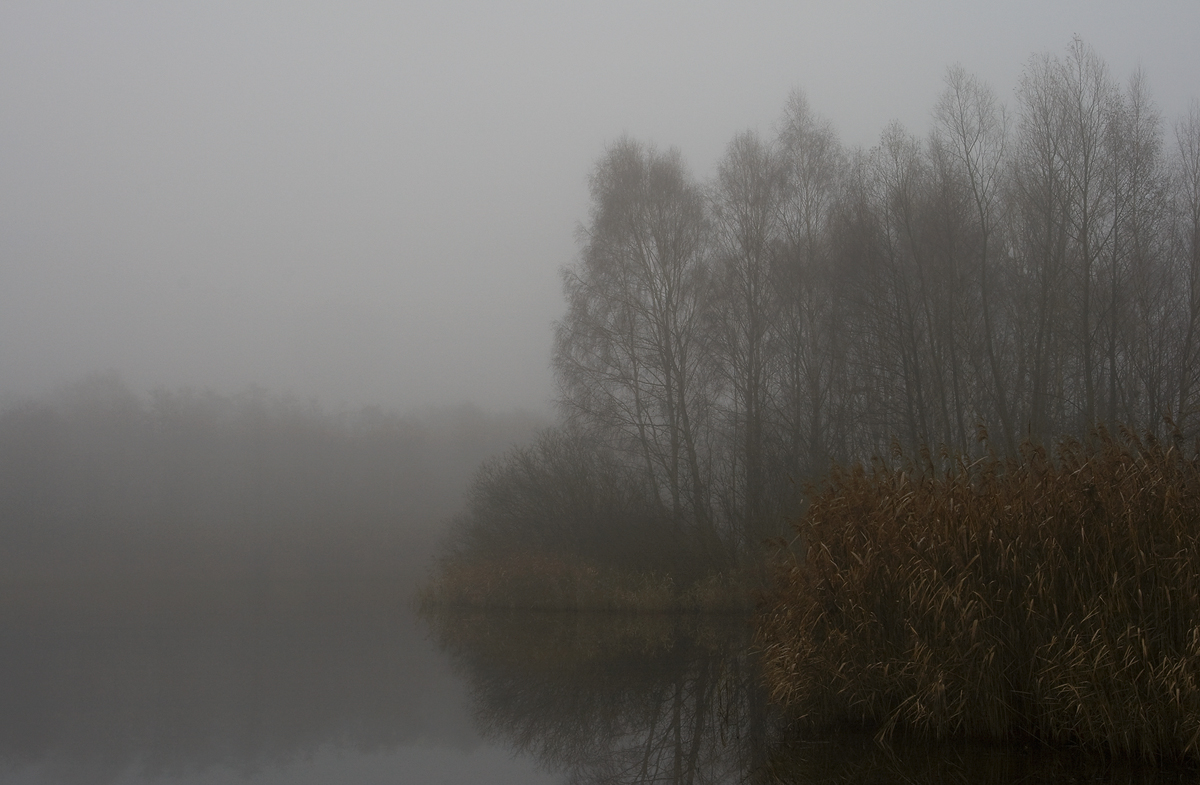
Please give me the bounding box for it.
[4,3,1200,783]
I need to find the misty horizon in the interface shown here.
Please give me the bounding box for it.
[4,6,1200,780]
[3,3,1198,415]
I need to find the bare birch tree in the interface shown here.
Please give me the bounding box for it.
[934,65,1016,450]
[709,130,785,550]
[1174,102,1200,435]
[773,91,846,481]
[555,138,719,547]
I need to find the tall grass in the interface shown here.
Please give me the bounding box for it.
[418,552,750,614]
[757,427,1200,761]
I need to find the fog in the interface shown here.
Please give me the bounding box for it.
[0,374,544,586]
[4,6,1200,781]
[3,2,1198,413]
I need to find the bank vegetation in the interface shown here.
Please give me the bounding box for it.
[426,38,1200,611]
[758,427,1200,761]
[424,38,1200,759]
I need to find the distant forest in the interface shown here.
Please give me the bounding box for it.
[451,40,1200,576]
[0,373,541,582]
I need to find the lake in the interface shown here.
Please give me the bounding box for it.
[0,574,1196,784]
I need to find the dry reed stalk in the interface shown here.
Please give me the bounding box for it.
[757,427,1200,761]
[420,552,751,613]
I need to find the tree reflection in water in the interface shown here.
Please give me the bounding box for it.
[422,611,772,784]
[422,610,1200,785]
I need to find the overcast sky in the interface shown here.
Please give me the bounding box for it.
[2,1,1197,414]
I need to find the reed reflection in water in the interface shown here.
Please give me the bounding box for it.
[6,570,1198,784]
[422,609,1200,785]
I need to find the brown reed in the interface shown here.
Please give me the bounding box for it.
[418,551,751,614]
[756,426,1200,761]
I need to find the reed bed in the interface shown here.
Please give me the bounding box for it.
[757,427,1200,761]
[419,552,751,614]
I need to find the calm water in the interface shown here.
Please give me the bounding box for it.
[1,575,1197,784]
[0,574,554,785]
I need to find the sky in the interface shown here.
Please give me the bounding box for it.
[2,1,1198,414]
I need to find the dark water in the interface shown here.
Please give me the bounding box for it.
[1,576,1197,784]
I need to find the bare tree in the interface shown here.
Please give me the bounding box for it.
[709,130,785,550]
[772,91,846,480]
[1058,38,1120,430]
[539,40,1197,573]
[555,138,719,548]
[1174,101,1200,435]
[934,65,1016,451]
[1104,70,1172,430]
[869,124,937,452]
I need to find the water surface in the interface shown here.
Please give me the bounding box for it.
[2,576,1197,784]
[0,574,554,784]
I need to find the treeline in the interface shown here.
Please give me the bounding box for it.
[0,373,541,583]
[547,38,1200,563]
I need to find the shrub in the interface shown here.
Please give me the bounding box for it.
[422,426,744,612]
[442,427,709,577]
